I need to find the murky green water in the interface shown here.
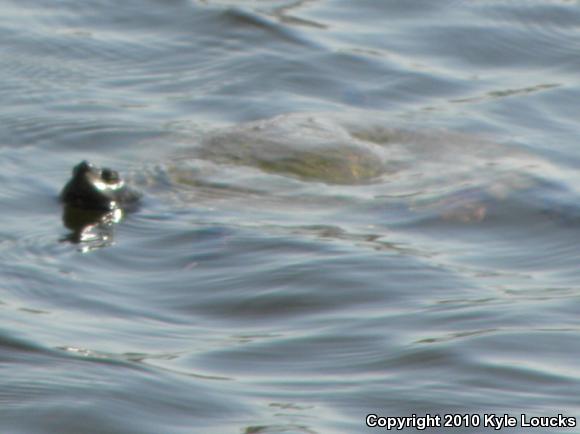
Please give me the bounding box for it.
[2,0,580,433]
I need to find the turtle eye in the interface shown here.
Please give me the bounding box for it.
[102,168,120,183]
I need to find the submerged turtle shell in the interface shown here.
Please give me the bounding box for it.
[196,116,391,185]
[162,113,556,225]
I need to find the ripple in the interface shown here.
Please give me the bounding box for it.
[438,0,580,70]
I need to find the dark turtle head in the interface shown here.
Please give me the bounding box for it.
[60,161,140,211]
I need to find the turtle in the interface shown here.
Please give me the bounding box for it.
[59,114,567,251]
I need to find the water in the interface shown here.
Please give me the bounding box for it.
[2,0,580,432]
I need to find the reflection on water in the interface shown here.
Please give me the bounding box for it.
[60,205,123,251]
[3,0,580,432]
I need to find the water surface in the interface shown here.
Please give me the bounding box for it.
[2,0,580,433]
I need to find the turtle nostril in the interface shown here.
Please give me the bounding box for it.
[73,161,93,176]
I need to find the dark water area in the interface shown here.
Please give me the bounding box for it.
[3,0,580,433]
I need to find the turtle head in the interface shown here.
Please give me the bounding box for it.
[60,161,139,211]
